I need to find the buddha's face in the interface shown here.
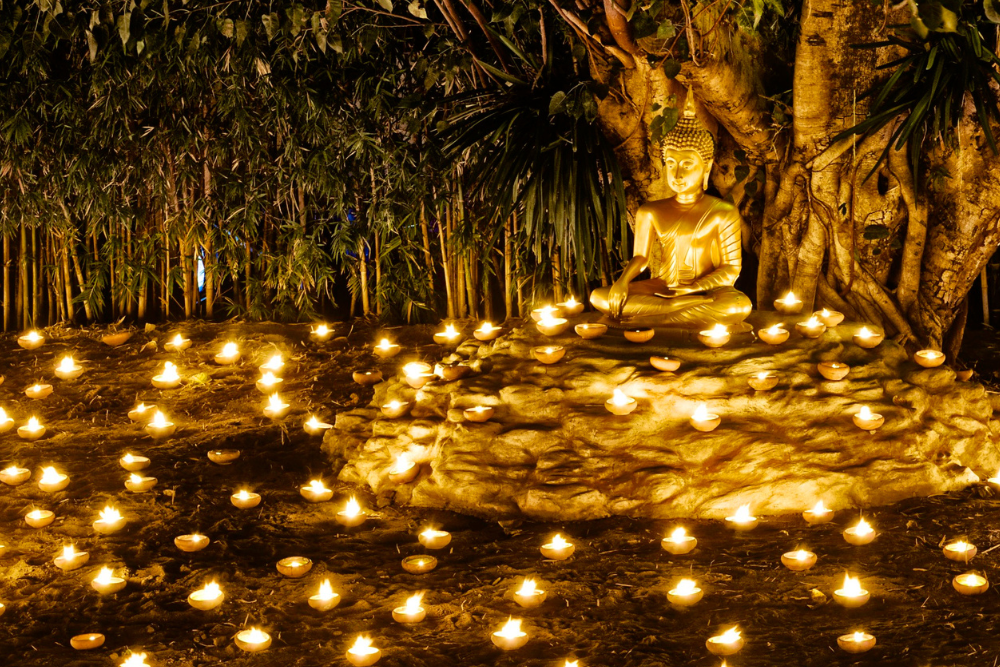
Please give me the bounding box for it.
[663,148,711,195]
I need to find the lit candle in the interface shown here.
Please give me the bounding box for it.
[300,479,333,503]
[214,341,241,365]
[164,333,191,352]
[624,327,655,343]
[353,369,384,385]
[852,405,884,431]
[758,323,789,345]
[208,449,241,465]
[125,473,157,493]
[336,496,367,527]
[491,618,529,651]
[833,574,869,608]
[574,322,608,339]
[401,554,437,574]
[464,405,495,422]
[388,457,418,484]
[843,517,876,545]
[235,628,271,653]
[661,526,697,555]
[255,371,283,394]
[540,534,575,560]
[25,508,55,528]
[309,579,341,611]
[69,633,106,651]
[128,403,156,422]
[725,504,758,531]
[795,315,826,338]
[24,383,53,399]
[304,415,333,435]
[816,308,844,327]
[953,572,990,595]
[174,534,210,553]
[259,353,285,374]
[914,349,946,368]
[54,544,90,571]
[747,371,778,391]
[533,345,566,364]
[0,465,30,486]
[474,321,502,341]
[697,323,730,348]
[18,329,45,349]
[373,337,401,358]
[513,578,547,609]
[837,631,876,654]
[943,540,977,563]
[262,393,290,419]
[54,355,84,380]
[802,500,834,524]
[17,416,46,441]
[346,636,381,667]
[689,404,720,432]
[381,399,411,419]
[310,323,333,342]
[392,593,427,623]
[91,567,126,595]
[780,549,817,571]
[433,323,463,345]
[853,326,884,348]
[817,360,850,381]
[38,466,69,493]
[773,291,802,314]
[0,407,12,434]
[558,295,585,316]
[536,311,570,337]
[650,355,681,372]
[276,556,313,578]
[144,410,176,439]
[419,528,452,550]
[605,388,637,415]
[667,578,703,606]
[188,581,224,611]
[988,469,1000,492]
[119,453,151,472]
[151,361,181,389]
[402,362,434,389]
[93,506,125,534]
[706,627,744,656]
[531,305,561,322]
[231,489,261,509]
[120,653,151,667]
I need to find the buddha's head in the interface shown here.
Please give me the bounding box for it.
[662,89,715,196]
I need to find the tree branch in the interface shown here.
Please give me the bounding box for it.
[602,0,640,55]
[547,0,635,68]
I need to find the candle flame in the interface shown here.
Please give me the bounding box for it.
[198,581,222,598]
[129,473,143,484]
[756,371,770,380]
[565,662,579,667]
[121,653,150,667]
[61,545,78,559]
[691,404,712,421]
[349,636,377,655]
[851,631,867,642]
[40,467,62,483]
[730,504,754,522]
[94,567,116,584]
[343,496,361,517]
[27,509,47,520]
[496,618,525,638]
[242,628,269,643]
[26,416,42,430]
[947,540,971,552]
[259,371,278,386]
[611,388,632,407]
[151,411,169,427]
[100,506,122,522]
[317,579,336,600]
[857,326,873,339]
[779,291,799,304]
[803,315,821,328]
[421,528,447,539]
[135,403,148,413]
[390,457,414,474]
[667,526,688,543]
[852,518,873,535]
[716,627,741,643]
[478,321,495,333]
[673,578,698,594]
[261,354,283,372]
[793,549,811,561]
[0,408,8,422]
[565,296,579,307]
[30,384,44,392]
[442,324,459,338]
[517,579,538,596]
[840,574,864,596]
[809,500,829,515]
[548,534,570,549]
[403,362,427,377]
[307,479,328,493]
[25,330,41,341]
[221,342,238,357]
[857,405,874,420]
[314,324,330,335]
[123,454,135,463]
[267,393,286,410]
[766,323,785,334]
[171,333,185,346]
[2,465,19,474]
[821,308,831,316]
[403,593,424,612]
[306,416,321,428]
[236,490,251,500]
[957,573,986,586]
[706,323,728,337]
[386,400,403,410]
[58,356,77,371]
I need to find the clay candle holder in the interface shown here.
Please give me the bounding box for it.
[402,362,434,389]
[300,479,333,503]
[853,326,883,348]
[55,356,84,380]
[661,526,697,555]
[353,370,383,386]
[817,361,850,381]
[304,416,333,435]
[188,582,224,610]
[0,408,12,434]
[18,330,45,350]
[780,549,817,572]
[102,331,132,347]
[309,580,341,611]
[838,631,876,654]
[536,313,570,337]
[853,405,884,431]
[125,473,157,493]
[513,579,547,609]
[263,393,290,419]
[119,453,150,472]
[531,305,562,322]
[834,574,869,608]
[706,627,744,656]
[795,315,826,339]
[624,328,655,343]
[276,556,312,578]
[492,618,529,651]
[534,345,565,364]
[474,321,502,341]
[259,353,285,375]
[336,497,368,527]
[17,417,46,441]
[145,411,176,439]
[392,593,427,623]
[164,333,191,352]
[953,572,990,595]
[558,296,585,317]
[388,458,418,484]
[575,323,608,339]
[667,579,703,607]
[256,371,283,393]
[373,338,401,358]
[381,400,411,419]
[464,406,494,422]
[214,342,241,365]
[91,567,126,595]
[0,466,31,486]
[419,528,452,550]
[175,534,210,553]
[231,490,261,509]
[54,545,90,571]
[93,506,125,534]
[208,449,241,465]
[748,371,778,391]
[758,323,789,345]
[26,509,55,528]
[773,292,803,314]
[915,349,946,368]
[844,518,876,545]
[690,404,720,432]
[650,356,681,372]
[402,554,437,574]
[433,323,462,345]
[540,534,575,560]
[38,467,69,492]
[802,500,834,524]
[25,383,53,399]
[943,541,977,563]
[235,628,271,653]
[128,403,156,422]
[437,362,470,381]
[725,504,758,531]
[346,636,381,667]
[605,389,637,416]
[697,323,730,348]
[816,308,845,327]
[70,634,106,651]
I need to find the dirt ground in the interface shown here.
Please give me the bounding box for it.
[2,320,1000,667]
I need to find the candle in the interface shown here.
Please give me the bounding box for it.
[943,540,977,562]
[276,556,313,578]
[914,349,946,368]
[795,315,826,338]
[208,449,241,465]
[24,383,53,399]
[91,567,127,595]
[491,618,529,651]
[953,572,990,595]
[540,534,575,560]
[624,327,655,343]
[175,534,210,553]
[474,321,502,341]
[336,496,367,527]
[17,329,45,350]
[758,323,789,345]
[353,369,384,385]
[534,345,566,364]
[392,593,427,623]
[575,322,608,339]
[436,362,470,382]
[235,628,271,653]
[0,466,30,486]
[381,399,411,419]
[17,416,46,441]
[536,311,570,336]
[70,634,106,650]
[667,578,703,606]
[303,415,333,435]
[418,528,452,550]
[531,305,561,322]
[464,405,495,422]
[773,291,802,314]
[188,581,224,610]
[401,554,437,574]
[817,360,850,381]
[119,453,151,472]
[256,371,283,393]
[780,549,817,571]
[558,295,585,316]
[38,466,69,492]
[661,526,697,555]
[263,393,290,419]
[0,407,12,434]
[433,323,463,345]
[374,338,401,358]
[833,574,869,607]
[689,404,720,432]
[300,479,333,503]
[125,473,157,493]
[402,362,434,388]
[853,326,884,348]
[25,509,55,528]
[853,405,884,431]
[650,355,681,372]
[706,627,744,656]
[128,403,156,422]
[697,323,730,348]
[843,518,876,545]
[837,631,876,654]
[605,388,637,416]
[259,353,285,374]
[55,356,84,380]
[164,333,191,351]
[310,323,333,342]
[231,489,261,509]
[725,504,758,531]
[388,457,418,484]
[54,544,90,571]
[513,578,547,608]
[802,500,833,524]
[816,308,844,327]
[151,361,181,389]
[120,653,151,667]
[747,371,778,391]
[144,411,176,439]
[346,636,381,667]
[309,579,341,611]
[214,341,241,365]
[93,506,125,534]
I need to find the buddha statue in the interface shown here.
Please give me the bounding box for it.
[590,91,752,329]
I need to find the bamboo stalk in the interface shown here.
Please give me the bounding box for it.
[359,239,370,316]
[19,222,27,328]
[439,201,454,319]
[420,201,434,292]
[2,233,9,331]
[31,225,40,325]
[504,216,513,320]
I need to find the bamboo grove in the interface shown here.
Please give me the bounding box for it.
[0,0,629,329]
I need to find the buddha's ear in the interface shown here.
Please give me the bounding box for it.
[702,159,714,190]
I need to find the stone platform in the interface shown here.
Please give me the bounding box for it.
[325,315,1000,520]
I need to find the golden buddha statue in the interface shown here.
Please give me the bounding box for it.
[590,91,752,328]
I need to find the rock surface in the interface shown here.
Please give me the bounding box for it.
[326,314,1000,520]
